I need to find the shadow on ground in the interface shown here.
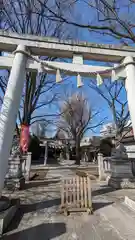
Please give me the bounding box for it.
[5,198,61,233]
[24,179,60,189]
[2,222,66,240]
[92,186,116,197]
[93,201,113,211]
[21,198,61,214]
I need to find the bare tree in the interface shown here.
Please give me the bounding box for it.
[0,0,74,138]
[42,0,135,45]
[58,92,103,164]
[88,79,130,140]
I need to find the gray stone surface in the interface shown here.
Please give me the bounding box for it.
[109,177,135,189]
[108,143,135,189]
[0,197,10,212]
[2,169,135,239]
[124,195,135,211]
[98,203,135,240]
[0,199,19,236]
[109,150,135,189]
[5,154,25,190]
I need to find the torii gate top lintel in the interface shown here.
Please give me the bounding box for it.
[1,30,135,62]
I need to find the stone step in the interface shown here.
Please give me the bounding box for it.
[0,198,19,235]
[124,196,135,212]
[98,203,135,240]
[119,201,135,220]
[90,214,122,240]
[65,214,122,240]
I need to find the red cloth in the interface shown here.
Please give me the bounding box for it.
[20,124,29,153]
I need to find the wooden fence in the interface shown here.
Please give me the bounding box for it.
[60,175,92,215]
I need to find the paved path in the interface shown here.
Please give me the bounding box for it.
[2,169,135,239]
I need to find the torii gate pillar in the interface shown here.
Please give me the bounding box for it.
[124,56,135,138]
[0,45,27,195]
[108,56,135,189]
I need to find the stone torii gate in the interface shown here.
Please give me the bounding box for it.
[0,30,135,194]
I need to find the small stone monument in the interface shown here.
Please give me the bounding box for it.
[108,143,135,189]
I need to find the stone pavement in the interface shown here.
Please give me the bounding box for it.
[2,169,135,240]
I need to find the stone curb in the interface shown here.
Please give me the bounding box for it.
[124,196,135,212]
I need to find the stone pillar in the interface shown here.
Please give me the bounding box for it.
[98,153,105,181]
[0,45,27,194]
[21,154,27,175]
[25,152,32,181]
[103,160,107,172]
[124,56,135,138]
[44,141,48,165]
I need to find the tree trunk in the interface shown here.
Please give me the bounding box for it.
[75,139,81,165]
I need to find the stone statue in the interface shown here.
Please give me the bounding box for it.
[111,142,127,159]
